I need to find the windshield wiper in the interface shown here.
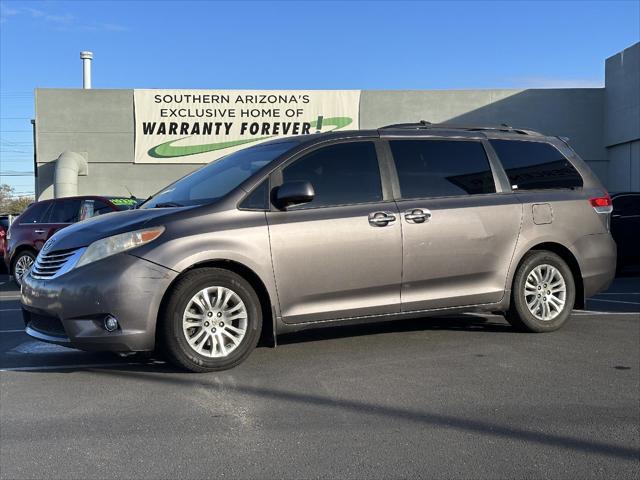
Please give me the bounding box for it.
[154,202,184,208]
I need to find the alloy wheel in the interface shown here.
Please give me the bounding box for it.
[182,286,248,358]
[14,254,34,284]
[524,264,567,321]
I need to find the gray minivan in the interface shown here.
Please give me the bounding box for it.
[20,123,616,372]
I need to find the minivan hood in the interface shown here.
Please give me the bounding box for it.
[45,207,181,252]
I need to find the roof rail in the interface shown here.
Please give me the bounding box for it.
[379,121,543,136]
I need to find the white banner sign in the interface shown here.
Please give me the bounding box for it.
[134,89,361,163]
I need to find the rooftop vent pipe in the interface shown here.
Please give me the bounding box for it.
[80,51,93,89]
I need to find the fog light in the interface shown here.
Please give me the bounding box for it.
[104,315,119,332]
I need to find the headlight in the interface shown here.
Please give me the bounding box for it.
[76,226,165,269]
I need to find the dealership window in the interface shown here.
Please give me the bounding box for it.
[282,141,383,208]
[47,199,82,224]
[489,140,583,190]
[389,140,496,198]
[19,202,51,224]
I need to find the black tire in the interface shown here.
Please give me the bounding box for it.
[159,268,262,372]
[506,250,575,333]
[11,250,36,287]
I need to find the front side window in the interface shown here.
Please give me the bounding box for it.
[239,179,269,210]
[282,141,383,208]
[141,141,297,209]
[47,199,82,223]
[490,140,583,190]
[19,202,50,224]
[389,140,496,199]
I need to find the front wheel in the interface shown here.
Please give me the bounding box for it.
[159,268,262,372]
[12,251,36,287]
[506,250,575,333]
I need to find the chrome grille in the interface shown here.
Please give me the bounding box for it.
[31,248,81,279]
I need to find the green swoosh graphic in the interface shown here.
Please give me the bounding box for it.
[309,116,353,129]
[147,116,353,158]
[148,137,268,158]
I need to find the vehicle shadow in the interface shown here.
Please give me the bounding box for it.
[6,309,639,462]
[80,368,637,462]
[1,313,513,373]
[274,313,513,346]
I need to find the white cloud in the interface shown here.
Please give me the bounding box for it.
[1,5,127,31]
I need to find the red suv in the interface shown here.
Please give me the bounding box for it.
[4,196,141,285]
[0,215,13,271]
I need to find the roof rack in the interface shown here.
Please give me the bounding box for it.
[379,120,542,136]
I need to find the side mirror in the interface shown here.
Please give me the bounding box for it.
[273,181,315,209]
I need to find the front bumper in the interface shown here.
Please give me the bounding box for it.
[20,253,178,352]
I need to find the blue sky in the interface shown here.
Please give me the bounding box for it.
[1,0,639,195]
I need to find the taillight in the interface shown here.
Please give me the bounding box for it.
[589,193,613,214]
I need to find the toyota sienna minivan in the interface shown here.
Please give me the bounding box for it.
[20,123,616,372]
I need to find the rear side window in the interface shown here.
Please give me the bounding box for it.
[389,140,496,198]
[19,202,50,224]
[79,199,114,220]
[282,141,382,208]
[490,140,583,190]
[47,199,82,223]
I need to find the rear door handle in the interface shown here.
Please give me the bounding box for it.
[404,208,432,224]
[34,229,46,234]
[368,211,397,227]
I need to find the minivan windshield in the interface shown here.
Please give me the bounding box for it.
[140,141,297,209]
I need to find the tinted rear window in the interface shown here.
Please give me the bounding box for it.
[19,202,50,224]
[490,140,583,190]
[389,140,496,198]
[47,199,82,223]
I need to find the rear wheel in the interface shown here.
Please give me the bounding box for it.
[506,250,575,332]
[159,268,262,372]
[12,250,36,287]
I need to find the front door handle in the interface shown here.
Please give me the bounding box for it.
[368,211,396,227]
[404,208,432,224]
[34,229,46,234]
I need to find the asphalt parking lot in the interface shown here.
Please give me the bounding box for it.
[0,273,638,479]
